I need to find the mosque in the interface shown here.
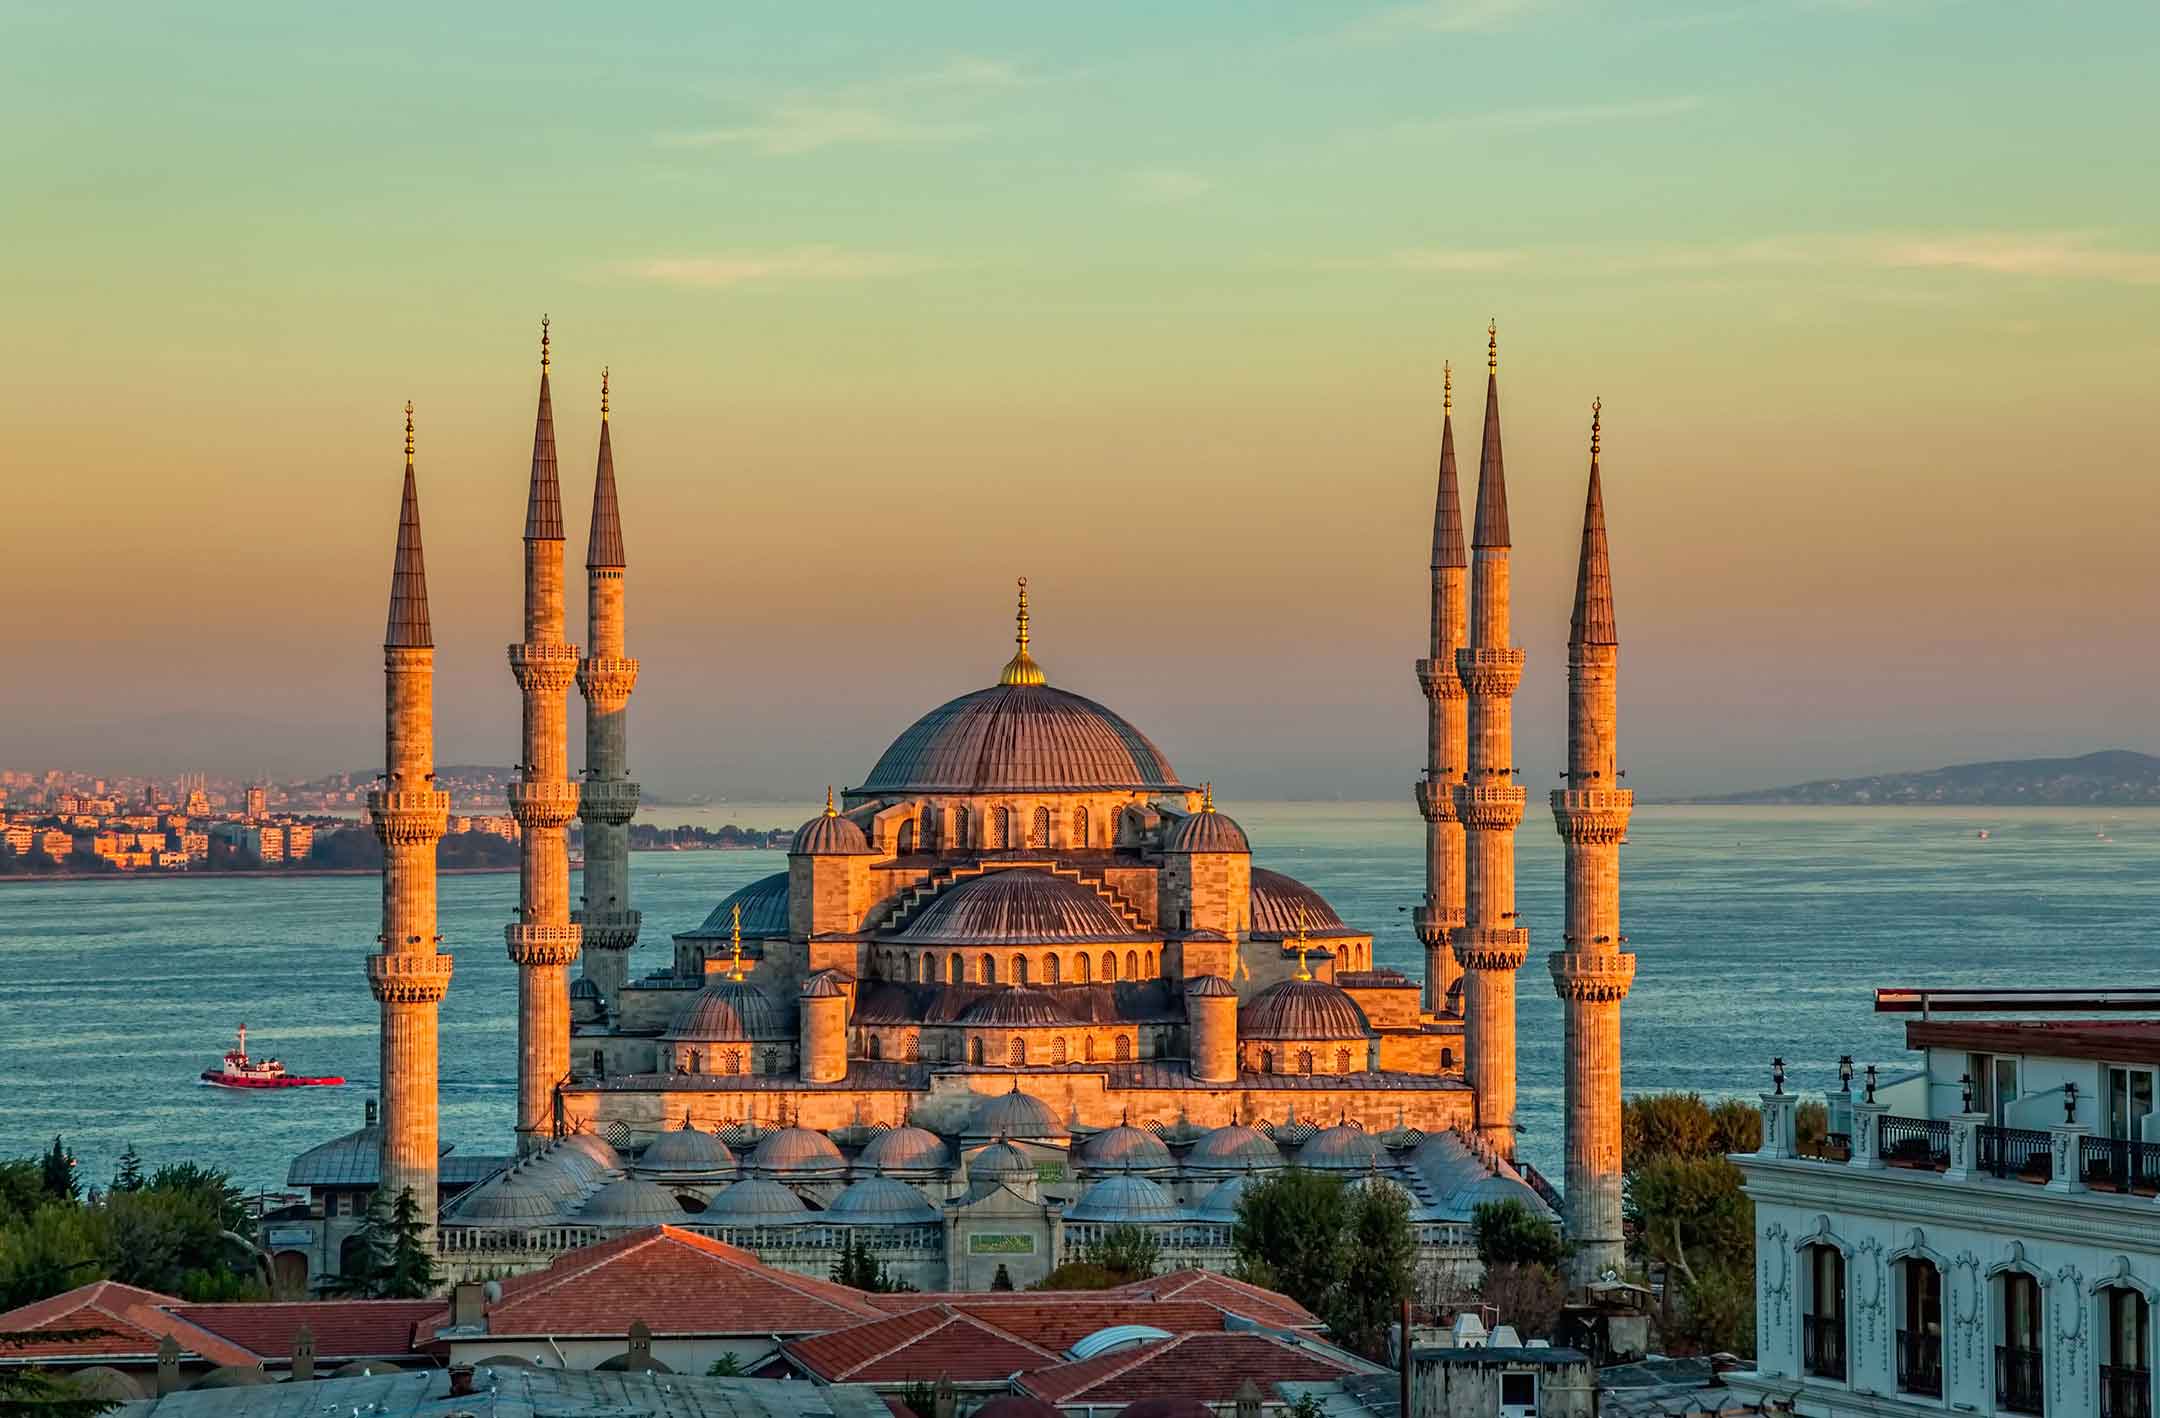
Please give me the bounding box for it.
[281,320,1634,1296]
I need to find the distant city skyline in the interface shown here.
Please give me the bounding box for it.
[4,2,2155,798]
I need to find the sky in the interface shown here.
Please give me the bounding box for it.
[2,0,2156,800]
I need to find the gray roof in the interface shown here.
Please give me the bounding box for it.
[858,1125,951,1175]
[827,1176,941,1225]
[1248,870,1359,939]
[578,1177,686,1224]
[749,1126,847,1177]
[107,1367,894,1418]
[1297,1124,1381,1172]
[1186,1124,1283,1171]
[1239,979,1373,1042]
[665,979,794,1043]
[637,1125,738,1175]
[791,809,877,857]
[679,872,792,942]
[705,1177,810,1220]
[1064,1174,1182,1224]
[967,1085,1069,1140]
[1162,807,1250,855]
[897,869,1147,947]
[1075,1123,1173,1172]
[860,683,1187,794]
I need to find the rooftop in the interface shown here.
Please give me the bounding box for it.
[103,1367,893,1418]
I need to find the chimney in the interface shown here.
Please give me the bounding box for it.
[933,1375,956,1418]
[156,1335,181,1396]
[292,1323,315,1383]
[452,1281,486,1328]
[627,1319,653,1372]
[365,1097,379,1127]
[1234,1378,1262,1418]
[448,1365,476,1397]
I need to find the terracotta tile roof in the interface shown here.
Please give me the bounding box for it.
[421,1225,884,1340]
[1019,1331,1361,1404]
[848,1296,1238,1355]
[1104,1271,1323,1330]
[166,1300,440,1362]
[0,1281,256,1366]
[784,1304,1060,1383]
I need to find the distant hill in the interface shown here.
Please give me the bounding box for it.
[1690,750,2160,806]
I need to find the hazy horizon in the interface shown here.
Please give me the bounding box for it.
[5,2,2156,800]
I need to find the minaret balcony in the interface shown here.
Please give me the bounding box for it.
[1414,777,1461,822]
[572,908,641,951]
[1551,788,1633,843]
[505,922,583,967]
[508,641,580,692]
[366,950,454,1005]
[1453,783,1527,830]
[1452,927,1530,972]
[577,779,642,825]
[1415,658,1467,700]
[1548,949,1636,1003]
[577,655,640,702]
[1413,903,1464,947]
[366,788,451,844]
[1455,647,1525,696]
[507,779,581,828]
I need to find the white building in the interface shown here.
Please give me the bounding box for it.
[1728,989,2160,1418]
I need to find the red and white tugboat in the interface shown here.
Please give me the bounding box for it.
[199,1025,344,1089]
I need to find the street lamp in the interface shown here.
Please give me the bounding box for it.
[1864,1064,1878,1104]
[2065,1081,2080,1124]
[1960,1073,1975,1113]
[1838,1055,1855,1093]
[1772,1058,1787,1095]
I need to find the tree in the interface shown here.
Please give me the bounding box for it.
[334,1191,394,1298]
[1471,1199,1563,1270]
[1230,1169,1351,1314]
[41,1140,77,1203]
[0,1331,120,1418]
[1081,1225,1160,1284]
[828,1233,911,1294]
[381,1188,438,1299]
[0,1162,43,1226]
[109,1148,144,1195]
[1329,1182,1420,1357]
[706,1355,744,1377]
[1622,1091,1760,1358]
[1479,1262,1565,1340]
[1030,1262,1125,1291]
[1675,1260,1756,1355]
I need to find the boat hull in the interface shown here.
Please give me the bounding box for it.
[200,1071,344,1089]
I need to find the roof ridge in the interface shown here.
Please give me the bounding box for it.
[832,1305,961,1379]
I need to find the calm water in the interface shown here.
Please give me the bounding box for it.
[3,805,2153,1194]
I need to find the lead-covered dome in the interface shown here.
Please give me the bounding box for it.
[859,1125,952,1176]
[1238,979,1372,1041]
[792,792,877,856]
[749,1126,847,1178]
[1065,1175,1182,1224]
[1298,1123,1380,1172]
[959,986,1076,1028]
[1250,870,1354,937]
[579,1178,687,1224]
[1077,1122,1173,1173]
[897,869,1146,946]
[679,872,790,943]
[1163,792,1249,854]
[861,683,1186,795]
[828,1176,941,1225]
[705,1177,809,1221]
[637,1125,737,1176]
[967,1084,1070,1140]
[1186,1124,1282,1171]
[969,1139,1040,1185]
[664,979,793,1043]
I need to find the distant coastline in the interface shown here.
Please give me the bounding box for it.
[1662,749,2160,807]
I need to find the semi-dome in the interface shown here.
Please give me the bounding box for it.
[679,871,790,942]
[959,986,1076,1028]
[1458,1170,1552,1215]
[1186,1124,1282,1171]
[452,1172,561,1222]
[1163,792,1250,854]
[552,1133,622,1180]
[1238,979,1372,1041]
[1191,1174,1255,1222]
[861,682,1187,795]
[579,1178,687,1224]
[859,1125,952,1175]
[664,979,793,1043]
[1250,870,1355,937]
[967,1084,1070,1140]
[1185,974,1238,999]
[828,1176,942,1225]
[898,869,1146,946]
[968,1139,1040,1185]
[704,1177,809,1220]
[1298,1123,1381,1172]
[792,792,877,856]
[569,976,602,1001]
[1076,1122,1173,1173]
[637,1125,737,1176]
[750,1126,847,1177]
[1065,1174,1182,1224]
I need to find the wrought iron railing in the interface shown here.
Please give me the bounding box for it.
[1896,1329,1943,1397]
[1978,1124,2054,1181]
[1879,1114,1952,1169]
[2083,1136,2160,1195]
[1996,1343,2045,1415]
[2103,1364,2154,1418]
[1803,1314,1846,1381]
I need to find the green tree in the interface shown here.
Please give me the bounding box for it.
[706,1354,744,1377]
[0,1205,105,1310]
[1623,1091,1761,1358]
[1230,1169,1351,1314]
[41,1140,77,1203]
[1082,1225,1160,1284]
[334,1191,394,1298]
[1471,1199,1564,1270]
[109,1147,144,1195]
[1478,1261,1565,1341]
[1030,1262,1125,1291]
[0,1162,43,1226]
[381,1188,438,1299]
[827,1233,910,1293]
[144,1163,250,1240]
[1,1331,121,1418]
[1329,1182,1420,1357]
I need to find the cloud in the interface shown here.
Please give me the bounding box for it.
[1373,248,1529,272]
[623,248,929,289]
[1448,94,1706,132]
[1127,168,1213,204]
[1873,232,2160,284]
[900,56,1029,91]
[1357,0,1540,34]
[663,103,977,155]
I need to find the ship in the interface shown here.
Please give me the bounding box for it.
[199,1025,344,1089]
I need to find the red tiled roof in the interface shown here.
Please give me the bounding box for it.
[785,1304,1059,1383]
[166,1300,439,1362]
[793,1295,1241,1379]
[1019,1331,1361,1404]
[0,1282,256,1367]
[1104,1270,1323,1330]
[422,1225,884,1340]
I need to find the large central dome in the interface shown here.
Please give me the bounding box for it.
[861,682,1186,794]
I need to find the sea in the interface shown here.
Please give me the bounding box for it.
[3,804,2153,1196]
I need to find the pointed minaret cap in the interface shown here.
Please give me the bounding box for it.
[586,366,626,569]
[1570,399,1618,646]
[524,315,565,542]
[1471,321,1510,549]
[998,578,1046,686]
[1431,360,1466,570]
[386,401,434,649]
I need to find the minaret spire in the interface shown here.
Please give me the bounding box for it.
[1551,397,1635,1289]
[1472,322,1510,550]
[525,316,564,542]
[998,577,1046,686]
[586,368,625,570]
[385,402,433,649]
[1415,357,1469,1021]
[575,365,641,1015]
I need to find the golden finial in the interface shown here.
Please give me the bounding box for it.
[728,902,745,980]
[601,366,610,420]
[1443,361,1452,415]
[540,314,551,371]
[403,401,415,467]
[1590,397,1601,459]
[1294,905,1313,980]
[998,576,1046,686]
[1487,320,1498,372]
[1202,783,1215,814]
[824,786,837,818]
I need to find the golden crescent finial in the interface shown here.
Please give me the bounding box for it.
[1487,320,1497,372]
[1202,782,1215,813]
[825,785,837,818]
[403,401,415,466]
[601,366,610,420]
[1591,397,1602,458]
[728,902,744,979]
[541,314,551,371]
[1443,360,1452,414]
[999,576,1046,685]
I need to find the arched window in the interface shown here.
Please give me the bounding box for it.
[1043,953,1060,985]
[918,952,931,984]
[1073,805,1089,846]
[2102,1286,2147,1411]
[688,1050,702,1073]
[1804,1244,1848,1381]
[1011,1036,1026,1065]
[1030,806,1050,848]
[981,954,996,985]
[1101,951,1117,982]
[1299,1049,1314,1076]
[897,818,917,854]
[762,1049,778,1076]
[993,806,1011,848]
[971,1038,985,1065]
[1085,1036,1098,1062]
[1336,1048,1352,1074]
[1076,953,1092,983]
[1144,950,1156,977]
[1013,954,1029,986]
[1994,1269,2041,1412]
[906,1034,920,1062]
[867,1035,882,1060]
[1896,1257,1943,1399]
[953,805,971,848]
[1053,1037,1068,1064]
[1125,950,1139,980]
[1115,1035,1131,1062]
[1441,1047,1455,1069]
[726,1051,741,1075]
[1260,1048,1275,1073]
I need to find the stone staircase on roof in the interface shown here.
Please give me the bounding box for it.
[873,858,1151,935]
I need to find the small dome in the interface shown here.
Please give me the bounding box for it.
[451,1172,561,1222]
[1163,796,1250,854]
[969,1139,1040,1185]
[1065,1175,1181,1224]
[569,976,602,1000]
[861,683,1186,796]
[1238,979,1371,1042]
[1186,1124,1282,1171]
[750,1126,847,1177]
[638,1125,737,1176]
[664,979,793,1043]
[1249,870,1354,937]
[1185,974,1238,998]
[828,1176,941,1225]
[898,869,1145,947]
[1191,1174,1255,1222]
[189,1367,273,1390]
[800,971,848,999]
[1077,1122,1173,1173]
[1459,1171,1552,1215]
[968,1085,1070,1140]
[560,1131,622,1170]
[579,1178,686,1224]
[705,1177,809,1220]
[1299,1123,1380,1172]
[792,797,877,856]
[859,1126,952,1175]
[680,871,790,942]
[959,987,1075,1028]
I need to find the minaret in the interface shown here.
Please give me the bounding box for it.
[575,368,640,1013]
[1414,361,1469,1017]
[1452,323,1528,1157]
[1551,400,1635,1288]
[506,318,582,1153]
[369,402,454,1221]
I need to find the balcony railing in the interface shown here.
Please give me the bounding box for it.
[2103,1364,2154,1418]
[1803,1314,1846,1381]
[1996,1343,2045,1416]
[1879,1114,1952,1170]
[1897,1330,1943,1397]
[1978,1123,2055,1182]
[2083,1136,2160,1196]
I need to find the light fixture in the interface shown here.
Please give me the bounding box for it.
[1839,1055,1855,1093]
[1772,1058,1787,1095]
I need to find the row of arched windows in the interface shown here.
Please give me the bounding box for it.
[1247,1045,1358,1075]
[859,1030,1133,1065]
[894,802,1112,854]
[876,948,1160,986]
[670,1047,782,1076]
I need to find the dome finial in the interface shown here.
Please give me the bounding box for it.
[998,576,1046,686]
[1590,396,1601,460]
[824,786,837,818]
[1487,320,1497,372]
[600,366,610,421]
[1202,783,1215,814]
[728,902,745,981]
[1443,360,1452,415]
[1294,906,1313,980]
[541,314,551,371]
[403,400,415,469]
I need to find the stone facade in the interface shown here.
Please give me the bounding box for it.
[1416,361,1469,1017]
[574,370,640,1011]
